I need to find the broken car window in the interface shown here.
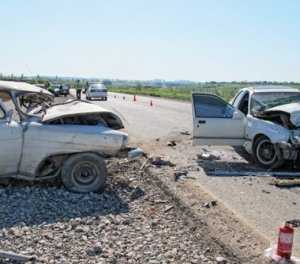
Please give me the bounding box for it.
[0,105,4,119]
[193,94,234,118]
[0,92,20,121]
[251,92,300,114]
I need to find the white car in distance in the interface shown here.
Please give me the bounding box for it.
[86,83,108,101]
[192,86,300,169]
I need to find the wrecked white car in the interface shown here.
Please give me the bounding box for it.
[0,81,130,192]
[192,86,300,169]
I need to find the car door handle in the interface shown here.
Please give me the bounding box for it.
[198,120,206,124]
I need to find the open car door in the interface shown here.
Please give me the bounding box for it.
[192,93,246,146]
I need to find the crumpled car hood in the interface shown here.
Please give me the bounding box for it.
[264,102,300,127]
[42,100,124,129]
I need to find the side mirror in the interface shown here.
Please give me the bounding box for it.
[6,110,13,123]
[232,110,244,120]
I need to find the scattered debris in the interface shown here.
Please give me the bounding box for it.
[271,179,300,188]
[180,130,191,136]
[150,156,175,167]
[174,170,188,181]
[197,153,220,161]
[262,189,271,194]
[202,200,218,209]
[211,200,218,207]
[130,186,145,201]
[167,140,177,147]
[216,256,227,263]
[0,249,35,262]
[128,147,145,159]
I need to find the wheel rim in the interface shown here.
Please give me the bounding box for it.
[71,161,100,186]
[256,138,277,165]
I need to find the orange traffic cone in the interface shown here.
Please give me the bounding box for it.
[150,100,153,107]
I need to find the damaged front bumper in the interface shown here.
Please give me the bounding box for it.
[276,131,300,160]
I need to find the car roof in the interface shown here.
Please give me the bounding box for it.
[241,85,299,93]
[0,80,53,96]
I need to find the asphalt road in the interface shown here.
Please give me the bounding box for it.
[76,91,300,255]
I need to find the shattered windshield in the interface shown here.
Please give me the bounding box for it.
[251,92,300,114]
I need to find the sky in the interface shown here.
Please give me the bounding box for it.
[0,0,299,82]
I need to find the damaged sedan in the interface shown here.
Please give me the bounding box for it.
[0,81,131,192]
[192,86,300,169]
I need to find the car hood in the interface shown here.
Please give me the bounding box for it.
[264,102,300,127]
[42,100,124,129]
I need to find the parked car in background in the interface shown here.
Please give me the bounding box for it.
[60,84,70,96]
[86,83,108,101]
[48,84,61,97]
[192,86,300,169]
[0,81,136,193]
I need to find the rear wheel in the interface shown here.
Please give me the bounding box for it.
[61,153,107,193]
[253,135,284,169]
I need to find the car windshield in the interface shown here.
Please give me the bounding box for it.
[251,92,300,113]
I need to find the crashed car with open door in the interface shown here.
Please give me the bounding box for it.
[192,86,300,169]
[0,81,134,193]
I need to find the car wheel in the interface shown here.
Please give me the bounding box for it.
[61,153,107,193]
[86,96,90,100]
[253,135,284,169]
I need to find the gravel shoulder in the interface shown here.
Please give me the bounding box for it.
[0,158,246,264]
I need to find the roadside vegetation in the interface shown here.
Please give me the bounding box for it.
[109,83,300,102]
[108,84,243,102]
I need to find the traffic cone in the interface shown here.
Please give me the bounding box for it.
[150,100,153,107]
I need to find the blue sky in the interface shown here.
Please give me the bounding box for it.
[0,0,299,81]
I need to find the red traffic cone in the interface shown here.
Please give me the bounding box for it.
[150,100,153,107]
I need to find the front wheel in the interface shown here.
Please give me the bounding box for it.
[61,153,107,193]
[253,135,284,169]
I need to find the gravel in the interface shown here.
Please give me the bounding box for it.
[0,158,240,263]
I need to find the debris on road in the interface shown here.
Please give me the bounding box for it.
[174,169,188,181]
[271,178,300,188]
[197,153,220,161]
[216,256,227,263]
[150,156,175,167]
[128,147,145,159]
[180,130,191,136]
[167,140,177,147]
[202,200,218,209]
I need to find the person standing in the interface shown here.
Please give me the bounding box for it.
[76,80,82,99]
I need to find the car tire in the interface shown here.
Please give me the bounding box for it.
[253,135,284,169]
[86,96,90,100]
[61,153,107,193]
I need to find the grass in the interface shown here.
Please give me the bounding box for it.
[109,83,300,102]
[108,84,243,102]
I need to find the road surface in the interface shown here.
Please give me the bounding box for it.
[77,91,300,254]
